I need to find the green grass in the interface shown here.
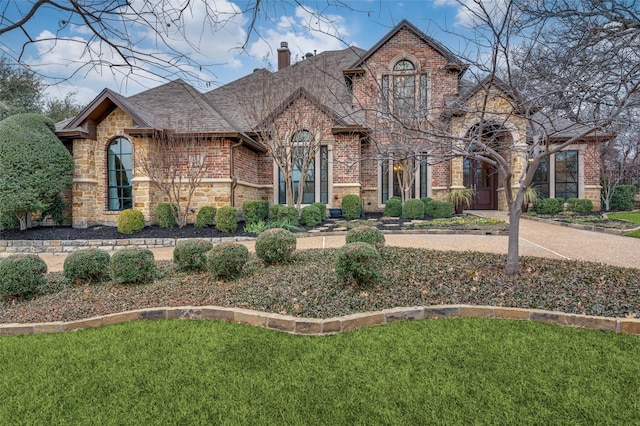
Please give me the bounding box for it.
[608,211,640,225]
[1,319,639,425]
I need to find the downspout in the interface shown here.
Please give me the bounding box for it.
[229,140,243,207]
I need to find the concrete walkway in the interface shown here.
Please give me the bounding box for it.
[19,212,640,272]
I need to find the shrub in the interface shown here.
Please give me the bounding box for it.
[425,201,453,218]
[63,249,111,283]
[402,199,425,219]
[300,205,322,226]
[195,206,216,228]
[156,203,177,228]
[269,204,282,220]
[421,197,433,212]
[0,212,19,231]
[117,209,145,235]
[384,197,403,217]
[245,219,267,234]
[276,205,299,226]
[243,200,269,225]
[255,228,296,265]
[345,226,385,250]
[566,198,594,213]
[522,187,539,213]
[215,206,238,233]
[610,184,636,211]
[41,194,69,225]
[335,242,382,287]
[173,239,213,272]
[446,188,474,215]
[312,202,327,220]
[342,194,362,219]
[532,198,564,214]
[0,254,47,297]
[109,248,156,285]
[206,242,249,280]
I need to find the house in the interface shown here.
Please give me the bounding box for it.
[55,20,604,228]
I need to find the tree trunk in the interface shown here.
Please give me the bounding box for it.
[505,202,522,276]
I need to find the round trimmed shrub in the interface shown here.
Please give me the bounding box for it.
[532,198,564,214]
[384,197,403,217]
[402,199,425,219]
[610,184,636,211]
[195,206,216,228]
[0,254,47,297]
[255,228,296,265]
[312,202,327,220]
[341,194,362,219]
[566,198,594,213]
[215,206,238,233]
[269,204,282,220]
[300,204,322,227]
[335,242,382,287]
[117,209,145,235]
[110,248,156,285]
[206,242,249,281]
[173,239,213,271]
[63,249,111,283]
[425,200,453,218]
[421,197,433,211]
[345,226,385,250]
[276,205,299,226]
[243,200,269,225]
[156,203,177,228]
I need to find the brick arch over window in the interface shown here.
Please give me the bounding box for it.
[106,136,133,211]
[381,55,428,118]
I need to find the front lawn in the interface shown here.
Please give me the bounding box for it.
[607,211,640,225]
[1,319,639,425]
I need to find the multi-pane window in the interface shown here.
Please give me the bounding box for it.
[278,131,328,205]
[531,156,550,199]
[381,59,428,118]
[555,150,578,200]
[381,154,428,203]
[107,137,133,210]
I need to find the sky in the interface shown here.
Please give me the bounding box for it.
[1,0,486,105]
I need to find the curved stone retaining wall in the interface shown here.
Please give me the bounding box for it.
[1,305,639,336]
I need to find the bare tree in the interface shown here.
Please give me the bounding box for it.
[599,120,640,210]
[137,129,219,227]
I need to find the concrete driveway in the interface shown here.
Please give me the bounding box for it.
[31,211,639,273]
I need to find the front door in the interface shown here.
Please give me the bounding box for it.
[463,159,497,210]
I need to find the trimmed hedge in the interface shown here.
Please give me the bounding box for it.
[276,205,299,226]
[345,226,385,250]
[335,242,382,287]
[532,198,564,214]
[421,197,433,211]
[342,194,362,219]
[195,206,216,228]
[384,198,403,217]
[63,249,111,283]
[243,200,269,225]
[300,204,322,227]
[110,248,156,285]
[173,239,213,272]
[206,242,249,281]
[402,199,425,219]
[566,198,594,213]
[215,206,238,233]
[425,201,453,218]
[610,184,637,211]
[156,203,177,228]
[255,228,296,265]
[269,204,282,221]
[117,209,145,235]
[312,202,327,220]
[0,254,47,297]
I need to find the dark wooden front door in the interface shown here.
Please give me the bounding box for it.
[463,159,497,210]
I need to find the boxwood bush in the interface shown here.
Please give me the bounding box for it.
[156,203,177,228]
[300,204,322,227]
[117,209,145,235]
[402,199,425,219]
[269,204,282,220]
[63,249,111,283]
[421,197,433,211]
[195,206,216,228]
[345,226,385,250]
[215,206,238,233]
[0,212,19,231]
[384,197,403,217]
[335,242,382,287]
[566,198,594,213]
[0,254,47,297]
[610,184,637,211]
[425,200,453,218]
[342,194,362,219]
[243,200,269,225]
[276,205,299,226]
[312,202,327,220]
[110,248,156,285]
[532,198,564,214]
[206,242,249,281]
[255,228,296,265]
[173,239,213,272]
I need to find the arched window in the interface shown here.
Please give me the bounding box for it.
[107,137,133,210]
[393,59,415,71]
[381,59,427,117]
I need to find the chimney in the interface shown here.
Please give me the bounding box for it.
[277,41,290,70]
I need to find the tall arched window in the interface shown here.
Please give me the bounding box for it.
[381,59,428,118]
[107,137,133,210]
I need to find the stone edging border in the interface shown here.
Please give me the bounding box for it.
[521,215,639,236]
[2,305,639,336]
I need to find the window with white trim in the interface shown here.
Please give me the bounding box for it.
[381,59,428,118]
